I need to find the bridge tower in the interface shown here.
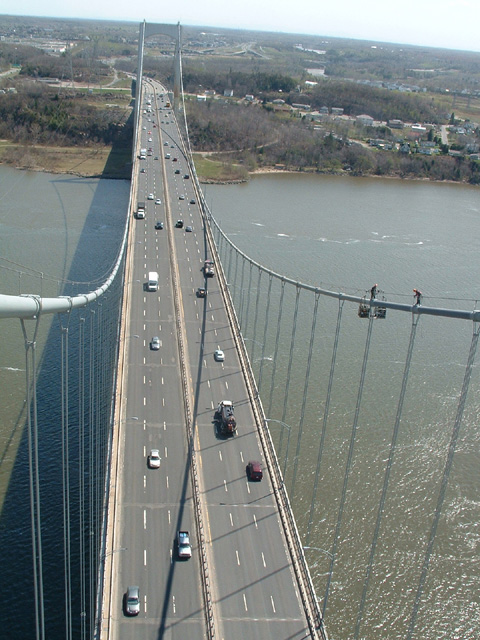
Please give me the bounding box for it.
[133,20,182,161]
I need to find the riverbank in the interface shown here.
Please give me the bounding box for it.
[0,141,132,179]
[1,141,476,187]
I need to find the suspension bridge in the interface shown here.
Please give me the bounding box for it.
[0,20,479,640]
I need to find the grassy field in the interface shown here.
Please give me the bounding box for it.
[192,153,249,182]
[0,142,132,179]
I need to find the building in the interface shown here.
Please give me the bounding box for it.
[388,119,404,129]
[356,114,374,126]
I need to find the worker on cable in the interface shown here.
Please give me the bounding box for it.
[413,288,422,305]
[370,284,378,300]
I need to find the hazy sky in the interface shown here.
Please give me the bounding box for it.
[4,0,480,53]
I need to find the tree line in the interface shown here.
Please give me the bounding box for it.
[0,83,132,146]
[186,100,480,184]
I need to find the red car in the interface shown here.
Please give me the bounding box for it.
[247,461,263,481]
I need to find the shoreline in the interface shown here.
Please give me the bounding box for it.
[0,157,474,188]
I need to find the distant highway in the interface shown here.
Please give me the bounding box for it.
[109,80,313,639]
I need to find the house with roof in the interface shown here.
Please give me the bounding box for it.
[356,114,374,126]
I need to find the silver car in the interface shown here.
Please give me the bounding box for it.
[150,337,160,350]
[125,585,140,616]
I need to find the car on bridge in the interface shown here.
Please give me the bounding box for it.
[185,226,192,232]
[155,221,164,230]
[150,336,160,350]
[196,287,206,298]
[179,195,185,200]
[190,199,196,204]
[148,449,161,469]
[148,193,154,200]
[204,260,215,278]
[175,169,180,174]
[214,349,225,362]
[155,198,161,205]
[176,531,192,559]
[247,460,263,481]
[175,220,183,228]
[124,585,140,616]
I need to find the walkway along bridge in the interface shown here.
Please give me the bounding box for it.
[0,19,479,640]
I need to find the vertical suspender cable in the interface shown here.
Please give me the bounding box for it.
[291,292,320,502]
[355,314,420,639]
[258,274,273,394]
[268,279,286,438]
[88,308,95,636]
[323,313,375,618]
[284,285,301,494]
[21,316,45,640]
[251,268,263,365]
[226,242,234,286]
[233,250,239,297]
[306,299,344,545]
[239,257,246,330]
[244,263,254,340]
[60,312,72,640]
[78,316,87,640]
[406,321,480,640]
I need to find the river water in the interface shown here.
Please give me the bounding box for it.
[0,167,479,639]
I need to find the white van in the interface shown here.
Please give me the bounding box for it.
[147,271,159,291]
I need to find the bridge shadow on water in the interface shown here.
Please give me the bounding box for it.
[0,118,133,640]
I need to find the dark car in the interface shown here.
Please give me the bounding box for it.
[155,221,164,230]
[184,174,189,179]
[247,461,263,481]
[175,220,184,228]
[196,287,206,298]
[190,199,196,205]
[185,225,192,232]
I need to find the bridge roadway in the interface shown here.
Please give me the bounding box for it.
[109,80,313,639]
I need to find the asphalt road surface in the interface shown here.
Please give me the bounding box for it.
[110,81,311,640]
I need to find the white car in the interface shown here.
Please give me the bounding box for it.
[148,449,161,469]
[176,531,192,559]
[155,198,161,205]
[148,193,154,200]
[214,349,225,362]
